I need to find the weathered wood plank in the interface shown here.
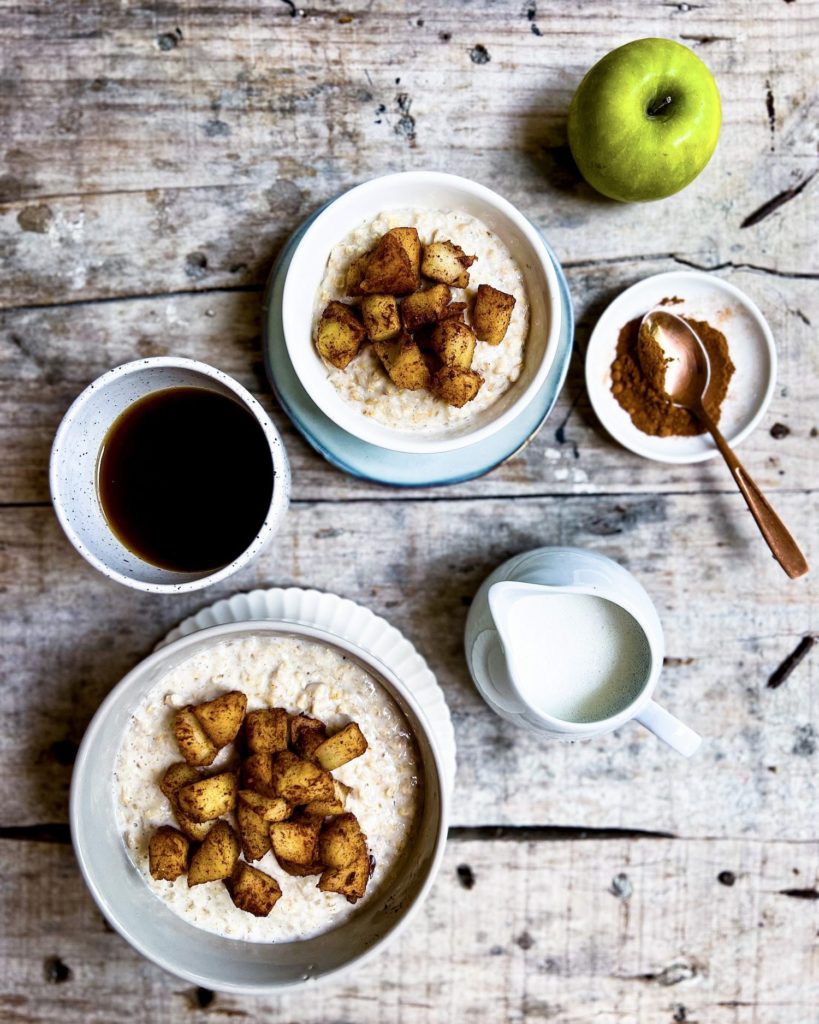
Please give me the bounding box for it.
[2,835,817,1023]
[1,494,815,837]
[0,2,817,307]
[1,265,816,504]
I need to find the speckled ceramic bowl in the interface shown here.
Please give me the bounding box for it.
[49,357,290,592]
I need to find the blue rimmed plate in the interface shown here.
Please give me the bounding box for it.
[263,212,573,488]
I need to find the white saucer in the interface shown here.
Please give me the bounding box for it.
[158,586,456,796]
[585,270,777,464]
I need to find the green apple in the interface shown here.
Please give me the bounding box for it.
[567,38,721,202]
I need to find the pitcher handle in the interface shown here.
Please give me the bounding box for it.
[635,700,701,757]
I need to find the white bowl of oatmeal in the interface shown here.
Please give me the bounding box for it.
[282,171,562,454]
[70,621,448,993]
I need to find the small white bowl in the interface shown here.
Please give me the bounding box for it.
[585,271,777,464]
[282,171,562,454]
[70,620,448,994]
[50,357,290,593]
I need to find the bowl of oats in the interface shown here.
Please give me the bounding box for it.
[282,171,563,454]
[70,619,448,993]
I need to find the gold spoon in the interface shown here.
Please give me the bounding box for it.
[638,309,808,580]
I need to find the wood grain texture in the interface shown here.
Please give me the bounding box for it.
[2,0,818,1018]
[2,265,817,505]
[2,494,815,837]
[2,836,818,1024]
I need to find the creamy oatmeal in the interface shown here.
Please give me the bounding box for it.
[313,208,530,429]
[114,635,421,942]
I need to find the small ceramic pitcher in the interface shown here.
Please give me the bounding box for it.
[464,546,701,756]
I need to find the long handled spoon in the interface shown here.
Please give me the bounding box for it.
[638,309,808,579]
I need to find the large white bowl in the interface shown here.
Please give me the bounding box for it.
[282,171,562,454]
[70,620,448,994]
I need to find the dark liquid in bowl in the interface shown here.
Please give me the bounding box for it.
[97,387,274,572]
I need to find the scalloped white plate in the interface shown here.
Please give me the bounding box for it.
[158,587,456,795]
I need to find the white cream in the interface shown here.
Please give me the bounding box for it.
[113,635,421,943]
[313,208,530,430]
[504,593,651,723]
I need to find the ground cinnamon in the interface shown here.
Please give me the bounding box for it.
[610,314,735,437]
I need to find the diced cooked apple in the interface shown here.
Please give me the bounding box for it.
[318,812,367,868]
[238,790,290,823]
[270,751,335,804]
[172,808,211,843]
[400,283,451,331]
[192,690,247,749]
[175,772,237,822]
[361,293,402,343]
[303,778,350,818]
[148,826,190,882]
[313,723,369,772]
[269,819,322,866]
[289,713,328,761]
[387,227,422,282]
[316,301,366,369]
[187,820,239,887]
[430,319,476,369]
[373,339,432,391]
[242,753,277,796]
[244,708,288,754]
[173,707,218,767]
[225,863,282,917]
[277,858,324,877]
[344,252,370,297]
[442,301,468,322]
[359,233,417,295]
[236,801,271,862]
[159,762,199,801]
[473,284,516,345]
[318,850,370,904]
[432,366,484,408]
[421,240,477,288]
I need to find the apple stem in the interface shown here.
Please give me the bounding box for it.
[648,94,673,117]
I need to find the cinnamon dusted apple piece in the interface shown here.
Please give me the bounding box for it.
[244,708,288,754]
[277,858,324,877]
[192,690,247,749]
[361,293,402,343]
[303,778,350,818]
[187,821,239,887]
[313,723,369,772]
[400,283,451,332]
[373,339,432,391]
[289,713,328,761]
[432,366,484,408]
[269,818,322,866]
[159,762,199,801]
[359,233,417,296]
[387,227,422,284]
[173,707,218,767]
[442,301,468,322]
[316,301,366,369]
[225,863,282,917]
[473,284,516,345]
[317,813,370,904]
[148,826,190,882]
[344,251,371,296]
[270,751,335,804]
[175,771,237,822]
[430,319,476,370]
[236,791,290,862]
[421,240,477,288]
[237,790,290,822]
[242,753,277,796]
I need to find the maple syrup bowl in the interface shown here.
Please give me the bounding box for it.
[50,358,290,593]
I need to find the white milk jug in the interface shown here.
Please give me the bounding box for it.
[464,546,701,756]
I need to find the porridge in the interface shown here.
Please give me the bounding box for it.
[313,208,530,429]
[114,635,422,942]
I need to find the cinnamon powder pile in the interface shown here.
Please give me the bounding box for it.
[610,314,735,437]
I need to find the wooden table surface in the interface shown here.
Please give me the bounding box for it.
[1,2,817,1021]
